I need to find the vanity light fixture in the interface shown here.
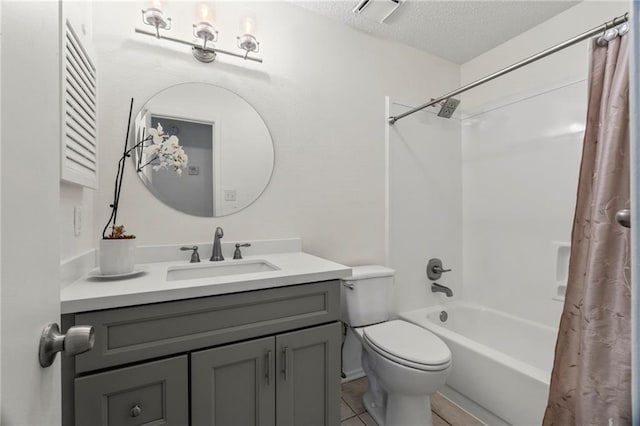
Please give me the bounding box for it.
[137,2,263,63]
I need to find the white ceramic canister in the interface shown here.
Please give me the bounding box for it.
[99,238,136,275]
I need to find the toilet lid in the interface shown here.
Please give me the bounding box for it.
[363,320,451,367]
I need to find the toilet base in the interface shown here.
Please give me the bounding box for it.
[386,393,433,426]
[363,391,386,426]
[364,391,434,426]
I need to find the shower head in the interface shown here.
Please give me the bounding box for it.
[437,98,460,118]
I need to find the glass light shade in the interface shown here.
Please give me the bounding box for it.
[193,2,216,44]
[240,15,256,36]
[196,3,215,26]
[142,0,171,32]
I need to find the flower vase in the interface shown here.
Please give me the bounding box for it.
[99,238,136,275]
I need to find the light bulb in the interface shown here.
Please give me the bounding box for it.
[237,14,259,55]
[192,2,217,45]
[195,3,215,26]
[240,16,256,36]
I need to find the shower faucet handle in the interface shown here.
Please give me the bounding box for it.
[427,258,452,281]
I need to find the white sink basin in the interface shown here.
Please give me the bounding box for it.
[166,259,279,281]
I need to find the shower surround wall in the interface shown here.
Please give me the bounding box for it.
[386,100,462,314]
[460,1,628,328]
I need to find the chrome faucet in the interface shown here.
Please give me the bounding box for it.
[210,227,224,261]
[431,282,453,297]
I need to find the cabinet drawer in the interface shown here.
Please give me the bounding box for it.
[72,281,339,373]
[74,355,188,426]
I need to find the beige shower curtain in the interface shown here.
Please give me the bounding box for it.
[543,35,630,425]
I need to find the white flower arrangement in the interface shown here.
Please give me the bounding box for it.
[143,123,189,175]
[102,100,189,240]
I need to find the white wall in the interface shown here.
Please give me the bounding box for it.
[460,1,629,327]
[89,1,458,267]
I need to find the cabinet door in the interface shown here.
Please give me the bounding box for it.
[276,322,341,426]
[74,355,188,426]
[192,337,276,426]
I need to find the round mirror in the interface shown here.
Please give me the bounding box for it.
[131,83,274,217]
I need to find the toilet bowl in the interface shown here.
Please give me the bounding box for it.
[341,266,452,426]
[353,321,451,426]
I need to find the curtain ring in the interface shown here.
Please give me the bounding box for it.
[617,23,630,37]
[597,27,619,47]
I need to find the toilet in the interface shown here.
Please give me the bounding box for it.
[341,266,451,426]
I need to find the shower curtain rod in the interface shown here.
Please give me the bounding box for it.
[388,12,629,124]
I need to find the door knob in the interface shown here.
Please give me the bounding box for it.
[39,323,95,368]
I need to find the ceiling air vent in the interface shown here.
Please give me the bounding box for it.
[352,0,403,23]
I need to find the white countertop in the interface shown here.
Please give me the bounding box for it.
[61,251,351,314]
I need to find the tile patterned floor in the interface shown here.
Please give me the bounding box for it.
[340,377,484,426]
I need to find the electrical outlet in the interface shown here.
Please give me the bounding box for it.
[224,190,237,201]
[74,206,82,236]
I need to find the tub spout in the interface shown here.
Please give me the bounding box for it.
[431,282,453,297]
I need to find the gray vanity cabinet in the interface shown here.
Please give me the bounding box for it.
[191,322,341,426]
[191,337,276,426]
[276,323,341,426]
[63,280,341,426]
[74,355,189,426]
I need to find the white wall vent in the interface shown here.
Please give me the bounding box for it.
[61,19,97,188]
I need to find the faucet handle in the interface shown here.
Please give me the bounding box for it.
[180,246,200,263]
[427,258,451,280]
[233,243,251,260]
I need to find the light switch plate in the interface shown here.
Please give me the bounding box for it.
[74,206,82,236]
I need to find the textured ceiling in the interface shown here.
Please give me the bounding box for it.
[294,1,580,63]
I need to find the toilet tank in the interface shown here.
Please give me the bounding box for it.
[341,265,395,327]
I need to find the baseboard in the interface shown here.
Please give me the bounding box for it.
[439,386,509,426]
[341,368,365,383]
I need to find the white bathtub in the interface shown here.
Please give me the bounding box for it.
[400,302,558,425]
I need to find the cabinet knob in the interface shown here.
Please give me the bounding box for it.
[130,404,142,417]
